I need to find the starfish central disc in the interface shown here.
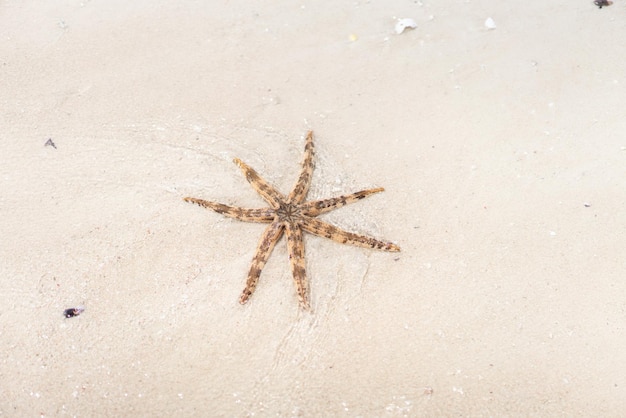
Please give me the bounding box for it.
[277,202,301,222]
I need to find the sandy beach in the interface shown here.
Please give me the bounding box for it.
[2,0,626,415]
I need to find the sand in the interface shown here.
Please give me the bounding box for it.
[2,0,626,415]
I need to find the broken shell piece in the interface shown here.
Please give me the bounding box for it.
[485,17,496,30]
[395,18,417,34]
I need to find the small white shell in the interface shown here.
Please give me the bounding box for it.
[395,18,417,34]
[485,17,496,30]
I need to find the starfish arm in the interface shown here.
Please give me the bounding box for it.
[285,223,310,310]
[239,220,285,304]
[300,187,385,217]
[184,197,275,222]
[233,158,285,208]
[287,130,315,204]
[300,217,400,252]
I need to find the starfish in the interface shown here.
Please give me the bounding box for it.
[184,131,400,310]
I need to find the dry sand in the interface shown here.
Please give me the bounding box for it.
[2,0,626,416]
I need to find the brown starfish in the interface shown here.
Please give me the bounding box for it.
[184,131,400,310]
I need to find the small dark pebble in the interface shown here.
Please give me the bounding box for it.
[63,306,84,318]
[594,0,612,8]
[45,138,57,149]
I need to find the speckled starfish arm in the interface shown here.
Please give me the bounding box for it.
[285,223,309,309]
[287,130,315,204]
[300,217,400,252]
[239,221,284,304]
[233,158,284,208]
[183,198,274,222]
[300,188,385,217]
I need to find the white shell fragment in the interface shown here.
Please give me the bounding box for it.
[395,18,417,34]
[485,17,496,30]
